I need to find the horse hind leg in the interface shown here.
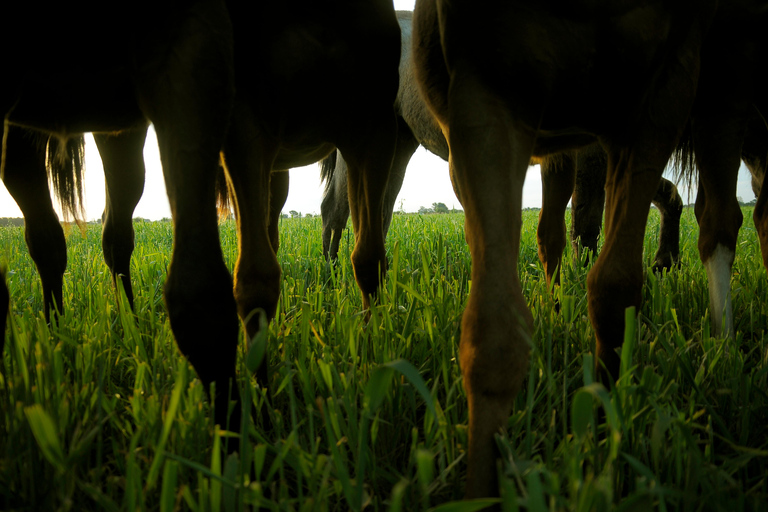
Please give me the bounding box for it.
[268,170,289,254]
[537,151,576,291]
[693,116,745,339]
[320,151,350,261]
[381,117,419,237]
[3,128,66,321]
[651,177,683,272]
[570,143,607,262]
[93,125,148,310]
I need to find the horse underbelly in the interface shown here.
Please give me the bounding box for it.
[273,143,336,170]
[8,75,144,135]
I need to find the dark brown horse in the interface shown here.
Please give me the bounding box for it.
[1,125,146,320]
[3,1,239,431]
[411,0,738,501]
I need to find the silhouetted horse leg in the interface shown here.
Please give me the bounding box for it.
[93,125,148,309]
[537,152,576,290]
[321,153,350,261]
[651,177,683,272]
[589,137,683,383]
[221,103,282,394]
[382,118,419,236]
[570,144,607,261]
[321,117,417,262]
[448,87,534,500]
[2,128,66,321]
[337,110,397,310]
[742,112,768,268]
[0,270,7,355]
[135,3,240,434]
[692,127,746,338]
[268,171,289,254]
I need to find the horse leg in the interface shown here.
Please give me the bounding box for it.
[743,113,768,268]
[222,103,281,393]
[570,143,607,261]
[0,270,7,355]
[382,118,419,236]
[93,125,148,309]
[336,110,397,310]
[320,152,350,261]
[446,84,535,499]
[651,177,683,272]
[135,3,240,433]
[692,115,746,339]
[268,170,289,254]
[2,128,66,321]
[537,152,576,290]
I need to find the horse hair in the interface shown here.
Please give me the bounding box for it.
[45,135,85,224]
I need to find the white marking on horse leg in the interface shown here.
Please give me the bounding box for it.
[704,244,735,338]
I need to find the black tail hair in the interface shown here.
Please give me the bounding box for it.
[669,121,695,202]
[319,150,338,193]
[215,162,234,222]
[46,135,85,224]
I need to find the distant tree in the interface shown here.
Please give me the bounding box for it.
[290,210,301,218]
[432,202,449,214]
[305,213,314,218]
[280,212,289,219]
[161,217,172,223]
[418,206,434,215]
[738,196,745,205]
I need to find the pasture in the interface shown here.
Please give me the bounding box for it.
[1,208,767,511]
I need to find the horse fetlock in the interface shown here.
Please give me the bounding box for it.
[234,266,281,324]
[351,247,387,301]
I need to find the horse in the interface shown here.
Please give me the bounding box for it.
[213,1,401,399]
[317,10,684,293]
[1,125,146,321]
[2,0,240,432]
[411,0,741,501]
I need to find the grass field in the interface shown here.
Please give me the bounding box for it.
[1,208,768,511]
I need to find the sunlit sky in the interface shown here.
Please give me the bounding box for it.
[0,0,757,221]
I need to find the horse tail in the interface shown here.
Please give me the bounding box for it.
[46,135,86,225]
[319,150,338,193]
[215,164,234,222]
[670,121,695,201]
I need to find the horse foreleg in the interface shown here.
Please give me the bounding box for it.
[337,109,397,310]
[2,128,66,321]
[651,177,683,272]
[446,84,534,501]
[570,144,607,262]
[222,104,281,394]
[537,152,575,291]
[268,170,289,254]
[320,151,350,261]
[94,125,147,309]
[136,2,240,435]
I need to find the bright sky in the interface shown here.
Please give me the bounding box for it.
[0,0,757,221]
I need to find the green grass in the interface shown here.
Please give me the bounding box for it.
[1,207,767,511]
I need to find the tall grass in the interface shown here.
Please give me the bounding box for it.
[0,207,767,511]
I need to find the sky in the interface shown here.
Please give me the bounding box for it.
[0,0,758,222]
